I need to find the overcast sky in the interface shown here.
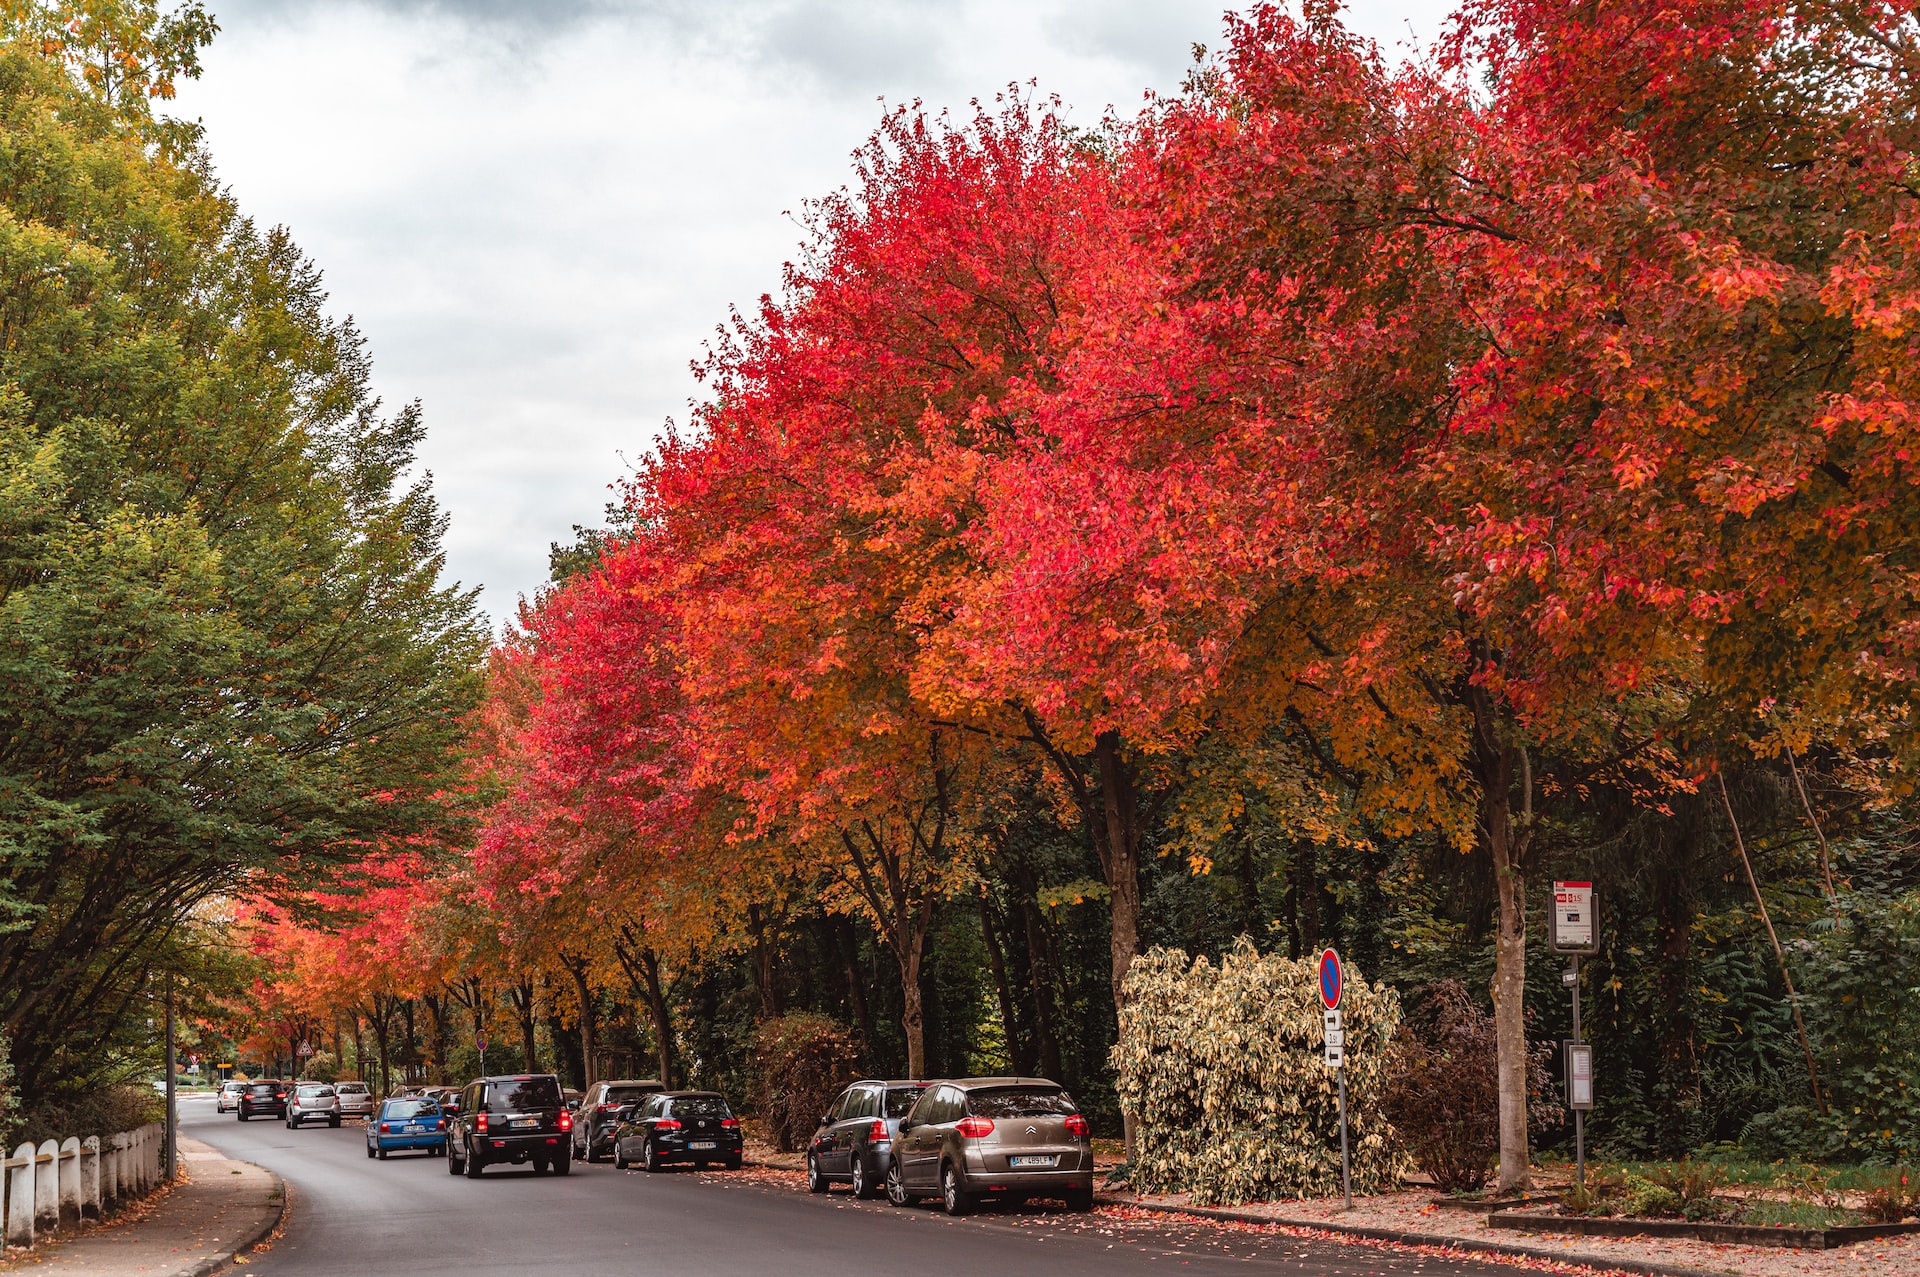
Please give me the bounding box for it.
[174,0,1451,626]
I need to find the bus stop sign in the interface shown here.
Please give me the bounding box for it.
[1318,948,1344,1011]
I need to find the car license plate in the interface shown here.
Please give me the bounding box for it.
[512,1118,538,1128]
[688,1141,716,1150]
[1009,1155,1057,1168]
[404,1124,423,1133]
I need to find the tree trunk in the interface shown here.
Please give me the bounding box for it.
[748,905,782,1019]
[1017,869,1064,1082]
[565,957,596,1091]
[510,980,538,1072]
[1092,732,1144,1156]
[979,891,1026,1074]
[1469,681,1533,1192]
[899,916,928,1079]
[835,916,876,1047]
[638,947,674,1086]
[1294,840,1321,954]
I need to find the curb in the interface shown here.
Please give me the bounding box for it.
[1097,1197,1739,1277]
[185,1166,287,1277]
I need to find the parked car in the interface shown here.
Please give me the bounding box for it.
[573,1079,666,1162]
[885,1077,1093,1215]
[287,1083,341,1128]
[427,1086,463,1115]
[611,1091,742,1172]
[215,1080,247,1113]
[237,1079,291,1121]
[447,1075,573,1177]
[333,1081,374,1119]
[806,1079,929,1198]
[366,1096,447,1159]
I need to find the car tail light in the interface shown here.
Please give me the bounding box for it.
[955,1116,994,1139]
[656,1118,682,1132]
[476,1112,489,1133]
[558,1110,572,1132]
[869,1119,888,1142]
[1065,1113,1090,1137]
[599,1102,622,1111]
[720,1117,739,1130]
[379,1122,390,1133]
[437,1119,446,1130]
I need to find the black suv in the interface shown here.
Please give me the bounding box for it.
[237,1079,291,1121]
[448,1074,573,1177]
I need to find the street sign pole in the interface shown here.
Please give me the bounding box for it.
[1552,882,1599,1190]
[164,977,176,1182]
[1318,948,1351,1210]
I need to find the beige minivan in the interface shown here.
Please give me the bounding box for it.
[885,1077,1094,1215]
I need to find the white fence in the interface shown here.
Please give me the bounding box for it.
[1,1123,166,1249]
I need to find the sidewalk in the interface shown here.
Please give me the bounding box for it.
[1107,1189,1920,1277]
[1,1135,284,1277]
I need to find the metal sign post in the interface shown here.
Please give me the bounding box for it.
[1318,948,1352,1211]
[1551,883,1599,1189]
[164,978,177,1182]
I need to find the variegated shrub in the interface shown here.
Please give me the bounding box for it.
[1114,939,1408,1205]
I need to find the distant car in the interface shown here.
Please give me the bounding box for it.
[287,1083,341,1128]
[333,1082,374,1119]
[367,1096,447,1159]
[886,1077,1093,1215]
[216,1080,247,1114]
[807,1079,929,1198]
[573,1079,666,1162]
[612,1091,742,1172]
[427,1086,464,1114]
[237,1079,291,1121]
[447,1074,573,1177]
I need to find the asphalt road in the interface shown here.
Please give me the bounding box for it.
[182,1097,1543,1277]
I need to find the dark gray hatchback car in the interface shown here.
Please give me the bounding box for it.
[805,1079,929,1198]
[886,1077,1093,1215]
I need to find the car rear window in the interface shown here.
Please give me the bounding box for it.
[336,1083,367,1093]
[669,1096,731,1119]
[385,1099,438,1119]
[966,1087,1077,1118]
[298,1085,333,1096]
[487,1077,563,1113]
[605,1086,656,1104]
[885,1087,926,1118]
[248,1082,278,1094]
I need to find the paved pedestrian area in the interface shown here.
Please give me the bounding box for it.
[2,1135,283,1276]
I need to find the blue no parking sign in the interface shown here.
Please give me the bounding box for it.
[1318,948,1343,1011]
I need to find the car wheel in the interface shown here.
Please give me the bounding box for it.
[614,1146,628,1170]
[553,1155,571,1177]
[365,1144,375,1160]
[238,1113,247,1122]
[725,1153,742,1171]
[329,1117,340,1128]
[532,1157,549,1175]
[1066,1185,1094,1213]
[851,1153,877,1200]
[643,1141,661,1173]
[448,1146,462,1175]
[806,1153,828,1193]
[464,1143,484,1178]
[942,1163,975,1217]
[886,1159,919,1206]
[377,1147,388,1160]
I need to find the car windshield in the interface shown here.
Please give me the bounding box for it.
[487,1077,563,1113]
[884,1087,925,1118]
[669,1096,731,1119]
[384,1099,438,1119]
[966,1087,1077,1118]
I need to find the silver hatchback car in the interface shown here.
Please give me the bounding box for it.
[286,1083,341,1128]
[333,1081,374,1119]
[886,1078,1093,1215]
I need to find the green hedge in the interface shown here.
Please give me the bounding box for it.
[1114,940,1408,1204]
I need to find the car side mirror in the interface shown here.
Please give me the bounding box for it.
[897,1119,914,1133]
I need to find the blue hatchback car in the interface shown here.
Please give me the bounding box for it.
[366,1097,447,1160]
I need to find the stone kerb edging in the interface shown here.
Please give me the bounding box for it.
[2,1121,166,1250]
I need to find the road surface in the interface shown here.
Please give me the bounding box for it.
[181,1098,1547,1276]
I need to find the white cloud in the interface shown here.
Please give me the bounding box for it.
[180,0,1451,624]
